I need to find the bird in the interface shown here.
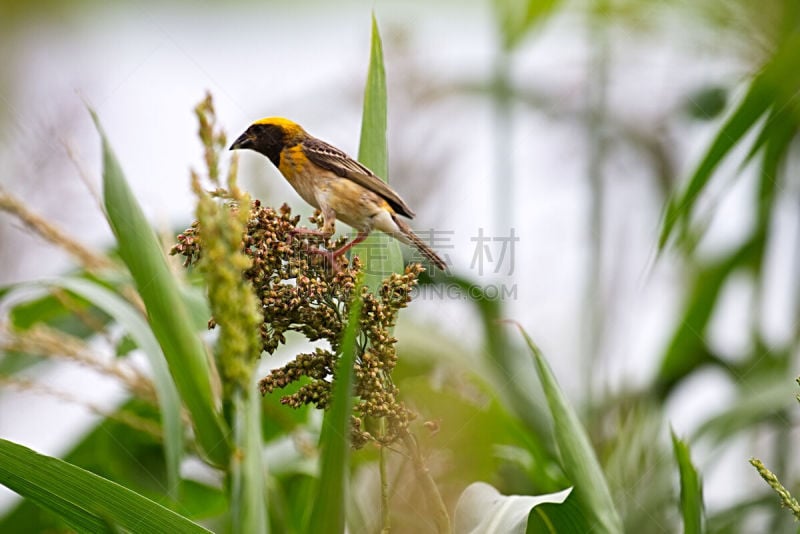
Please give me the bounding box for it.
[230,117,446,271]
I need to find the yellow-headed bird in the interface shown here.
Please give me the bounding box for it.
[230,118,446,270]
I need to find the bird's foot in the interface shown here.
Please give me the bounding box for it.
[306,246,345,273]
[288,226,329,246]
[304,231,369,274]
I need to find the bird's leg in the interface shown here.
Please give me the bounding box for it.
[288,208,335,246]
[319,207,336,240]
[288,226,328,246]
[300,207,346,271]
[330,231,369,257]
[306,231,370,273]
[290,227,328,237]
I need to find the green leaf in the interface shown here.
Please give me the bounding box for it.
[655,242,756,396]
[670,430,705,534]
[0,399,182,531]
[9,289,106,338]
[230,386,268,534]
[269,473,316,533]
[89,110,229,466]
[45,277,183,498]
[179,480,228,520]
[357,14,388,181]
[515,325,623,534]
[306,279,364,534]
[352,13,403,292]
[0,438,211,534]
[659,33,800,250]
[452,482,571,534]
[494,0,561,51]
[659,77,772,249]
[179,285,213,332]
[755,112,796,238]
[742,107,788,168]
[527,489,594,533]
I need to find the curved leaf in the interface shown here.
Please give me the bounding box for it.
[659,34,800,249]
[47,277,183,498]
[89,110,229,465]
[0,439,210,534]
[659,78,771,249]
[671,430,705,534]
[515,325,623,534]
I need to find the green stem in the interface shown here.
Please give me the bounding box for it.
[583,0,611,403]
[493,49,513,233]
[230,386,268,534]
[380,441,390,533]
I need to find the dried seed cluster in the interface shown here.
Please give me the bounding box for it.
[171,200,420,447]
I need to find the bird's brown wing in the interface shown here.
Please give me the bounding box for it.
[301,136,415,219]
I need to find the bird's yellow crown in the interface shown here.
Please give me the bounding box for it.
[252,117,307,141]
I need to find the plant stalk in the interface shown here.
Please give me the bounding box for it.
[401,431,449,534]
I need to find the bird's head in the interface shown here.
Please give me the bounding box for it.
[229,117,306,167]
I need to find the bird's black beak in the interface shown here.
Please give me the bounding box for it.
[230,131,254,151]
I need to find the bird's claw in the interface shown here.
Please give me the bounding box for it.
[306,246,345,274]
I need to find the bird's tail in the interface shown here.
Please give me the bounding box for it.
[391,215,447,271]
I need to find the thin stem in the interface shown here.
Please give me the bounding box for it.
[493,49,513,234]
[583,0,611,403]
[0,187,113,273]
[0,375,162,438]
[401,430,450,534]
[380,441,391,533]
[230,386,267,534]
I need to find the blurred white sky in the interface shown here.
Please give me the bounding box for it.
[1,0,794,517]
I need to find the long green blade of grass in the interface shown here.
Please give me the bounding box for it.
[306,280,364,534]
[755,112,797,239]
[90,110,229,466]
[514,324,623,534]
[46,277,183,498]
[655,240,756,396]
[658,76,771,249]
[659,34,800,250]
[353,14,403,291]
[0,438,211,534]
[670,430,705,534]
[357,14,388,180]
